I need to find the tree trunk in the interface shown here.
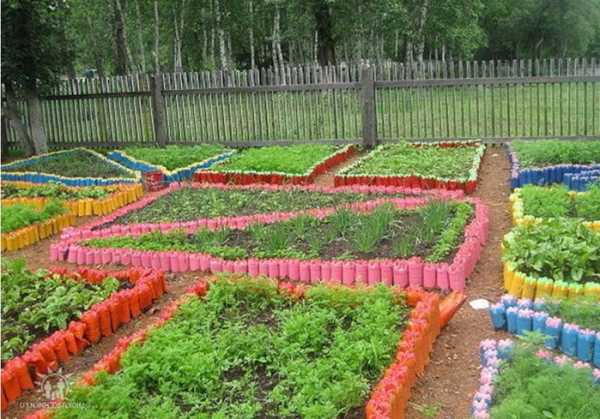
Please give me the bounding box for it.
[215,0,227,70]
[312,0,335,65]
[115,0,135,72]
[249,0,255,68]
[272,7,282,69]
[414,0,430,62]
[113,0,128,74]
[313,31,318,63]
[405,38,413,62]
[173,0,187,72]
[27,92,48,154]
[154,0,160,72]
[2,88,35,156]
[135,0,146,72]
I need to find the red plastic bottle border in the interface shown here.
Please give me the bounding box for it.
[0,268,167,411]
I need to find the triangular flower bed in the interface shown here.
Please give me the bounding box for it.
[107,145,235,182]
[334,141,485,193]
[194,144,357,185]
[25,275,465,419]
[1,267,166,410]
[52,195,488,293]
[1,148,140,186]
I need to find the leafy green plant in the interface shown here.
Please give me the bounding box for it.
[1,182,112,200]
[519,184,600,221]
[491,343,600,418]
[1,199,66,233]
[1,259,120,361]
[51,277,409,418]
[343,144,481,180]
[123,144,230,170]
[512,140,600,168]
[544,297,600,330]
[503,219,600,283]
[7,149,135,178]
[208,144,338,175]
[574,183,600,220]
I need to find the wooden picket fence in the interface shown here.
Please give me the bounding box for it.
[3,58,600,150]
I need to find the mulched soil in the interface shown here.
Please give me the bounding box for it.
[4,145,510,419]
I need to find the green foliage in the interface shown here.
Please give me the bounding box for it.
[1,182,111,200]
[1,0,73,94]
[86,201,471,262]
[1,259,120,361]
[123,145,230,171]
[503,219,600,283]
[512,140,600,168]
[491,345,600,418]
[52,277,409,418]
[113,187,403,224]
[544,297,600,331]
[344,144,480,180]
[210,145,338,175]
[8,149,135,179]
[519,184,600,221]
[1,199,65,233]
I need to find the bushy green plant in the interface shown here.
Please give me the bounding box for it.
[503,219,600,283]
[1,259,120,361]
[210,144,338,175]
[519,184,600,221]
[574,183,600,220]
[1,182,111,200]
[491,344,600,418]
[123,145,230,170]
[51,277,409,418]
[544,297,600,330]
[512,140,600,168]
[1,199,66,233]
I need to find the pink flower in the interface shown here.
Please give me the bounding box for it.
[573,361,590,369]
[535,349,552,360]
[554,355,570,366]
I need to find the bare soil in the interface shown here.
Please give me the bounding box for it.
[4,146,511,419]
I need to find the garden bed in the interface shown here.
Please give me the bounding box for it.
[107,144,234,182]
[510,184,600,231]
[507,140,600,188]
[1,148,140,186]
[0,263,166,410]
[489,295,600,366]
[55,183,464,241]
[502,219,600,301]
[194,144,357,185]
[52,197,489,292]
[2,182,144,217]
[334,141,485,193]
[1,200,75,251]
[28,275,451,418]
[473,339,600,418]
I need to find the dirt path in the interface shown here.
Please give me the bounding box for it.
[406,145,512,419]
[313,151,366,187]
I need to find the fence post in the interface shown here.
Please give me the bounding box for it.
[150,73,167,147]
[361,66,377,148]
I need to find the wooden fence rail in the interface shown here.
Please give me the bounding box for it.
[3,72,600,151]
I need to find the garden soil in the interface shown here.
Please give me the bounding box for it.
[5,145,510,418]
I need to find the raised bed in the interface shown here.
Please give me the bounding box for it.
[502,219,600,301]
[52,197,489,292]
[510,184,600,231]
[473,339,600,418]
[25,275,463,418]
[564,169,600,191]
[0,264,166,410]
[194,144,357,185]
[507,140,600,188]
[1,200,75,252]
[1,148,140,186]
[334,141,485,193]
[489,295,600,366]
[54,182,464,240]
[2,182,144,217]
[107,145,235,182]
